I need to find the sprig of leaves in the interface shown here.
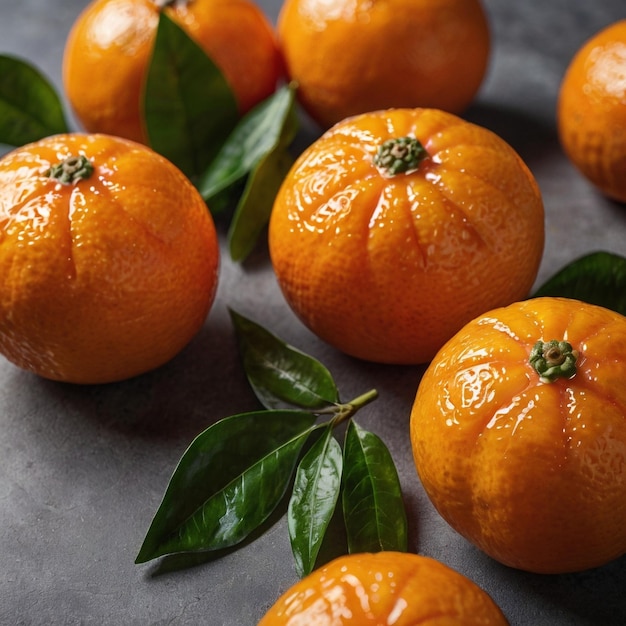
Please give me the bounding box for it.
[144,14,298,262]
[135,311,408,577]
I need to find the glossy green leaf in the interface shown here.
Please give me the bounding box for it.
[135,409,316,563]
[228,145,294,262]
[342,420,408,554]
[228,90,298,261]
[143,12,239,181]
[229,309,340,410]
[288,426,343,577]
[532,251,626,315]
[0,54,69,147]
[198,83,297,204]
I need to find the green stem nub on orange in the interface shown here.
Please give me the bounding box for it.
[46,155,94,185]
[529,340,579,383]
[373,136,428,175]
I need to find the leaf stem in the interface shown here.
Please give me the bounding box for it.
[330,389,378,427]
[348,388,379,410]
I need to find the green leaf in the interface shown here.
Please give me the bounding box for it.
[143,12,239,181]
[229,308,340,410]
[227,88,298,261]
[342,420,408,554]
[0,54,69,147]
[288,426,343,577]
[135,409,316,563]
[228,146,294,262]
[532,251,626,316]
[198,82,297,204]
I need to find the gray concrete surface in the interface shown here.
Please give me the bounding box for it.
[1,1,626,624]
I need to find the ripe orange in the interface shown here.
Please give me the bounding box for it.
[0,133,219,384]
[277,0,490,129]
[557,20,626,203]
[258,551,509,625]
[269,108,545,365]
[410,296,626,574]
[63,0,283,143]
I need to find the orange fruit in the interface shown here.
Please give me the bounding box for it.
[269,108,545,365]
[258,551,509,625]
[410,296,626,574]
[0,133,219,384]
[63,0,283,143]
[557,20,626,203]
[277,0,490,129]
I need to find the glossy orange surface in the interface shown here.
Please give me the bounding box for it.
[558,20,626,203]
[411,297,626,573]
[269,108,545,365]
[63,0,282,143]
[277,0,491,129]
[0,133,219,383]
[259,551,509,625]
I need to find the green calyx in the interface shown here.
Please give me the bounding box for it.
[529,340,579,383]
[373,136,428,175]
[45,155,94,185]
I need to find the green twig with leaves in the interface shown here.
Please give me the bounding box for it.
[135,310,408,577]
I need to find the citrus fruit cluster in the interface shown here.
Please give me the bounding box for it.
[0,0,500,387]
[268,11,626,368]
[260,5,626,624]
[1,1,625,623]
[2,0,284,384]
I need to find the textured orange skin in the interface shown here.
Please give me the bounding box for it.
[269,108,545,365]
[277,0,490,129]
[0,133,219,384]
[63,0,282,143]
[259,552,509,625]
[557,20,626,203]
[411,297,626,574]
